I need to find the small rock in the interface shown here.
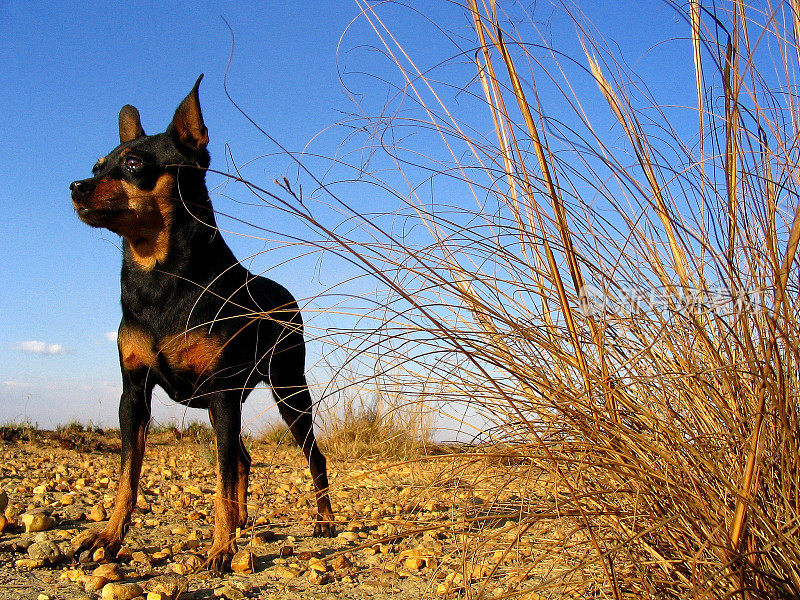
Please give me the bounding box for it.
[21,513,56,533]
[187,529,202,541]
[27,540,63,564]
[62,506,87,522]
[5,503,21,522]
[271,565,301,579]
[144,573,188,600]
[85,576,110,593]
[185,485,203,497]
[438,581,460,596]
[92,563,123,581]
[170,553,203,573]
[131,550,153,566]
[34,531,52,542]
[183,539,201,550]
[189,570,213,583]
[228,580,254,593]
[307,557,327,573]
[88,504,107,522]
[230,548,254,574]
[166,562,188,576]
[15,557,45,569]
[400,548,432,560]
[213,585,245,600]
[251,531,275,544]
[11,537,34,551]
[308,570,332,584]
[279,544,294,557]
[0,514,7,533]
[423,530,446,541]
[0,490,8,513]
[405,557,427,570]
[60,569,86,583]
[332,555,352,571]
[100,582,143,600]
[93,546,109,563]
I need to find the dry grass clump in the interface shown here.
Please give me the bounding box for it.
[319,394,433,460]
[0,421,40,444]
[256,422,299,447]
[337,1,798,596]
[222,0,800,596]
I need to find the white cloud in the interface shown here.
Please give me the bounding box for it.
[15,341,71,356]
[105,331,118,342]
[2,380,31,388]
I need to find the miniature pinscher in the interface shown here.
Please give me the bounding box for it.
[69,75,335,571]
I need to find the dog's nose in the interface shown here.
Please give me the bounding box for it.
[70,180,90,200]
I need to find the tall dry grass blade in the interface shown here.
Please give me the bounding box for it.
[469,6,563,375]
[477,5,595,398]
[723,36,741,280]
[583,47,692,292]
[690,0,704,151]
[776,185,800,311]
[690,0,708,272]
[793,0,800,78]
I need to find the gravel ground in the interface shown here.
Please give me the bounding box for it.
[0,429,542,600]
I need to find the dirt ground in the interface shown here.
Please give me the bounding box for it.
[0,428,537,600]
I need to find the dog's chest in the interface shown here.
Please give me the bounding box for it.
[117,325,224,378]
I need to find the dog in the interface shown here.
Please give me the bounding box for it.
[69,75,335,571]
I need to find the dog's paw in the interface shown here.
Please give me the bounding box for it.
[203,544,235,574]
[312,514,336,538]
[72,528,123,558]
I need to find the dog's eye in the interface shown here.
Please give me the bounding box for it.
[125,156,143,172]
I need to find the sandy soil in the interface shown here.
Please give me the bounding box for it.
[0,429,536,600]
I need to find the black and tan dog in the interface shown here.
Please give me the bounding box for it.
[70,75,334,571]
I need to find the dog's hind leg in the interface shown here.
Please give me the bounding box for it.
[270,366,335,537]
[236,436,251,528]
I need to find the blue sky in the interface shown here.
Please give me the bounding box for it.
[0,1,694,431]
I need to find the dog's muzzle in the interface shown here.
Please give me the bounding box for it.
[70,179,94,203]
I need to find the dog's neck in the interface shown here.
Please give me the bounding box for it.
[122,182,229,276]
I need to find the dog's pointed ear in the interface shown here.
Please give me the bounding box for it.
[168,74,208,152]
[119,105,146,143]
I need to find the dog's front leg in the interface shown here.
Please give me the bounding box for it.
[205,395,242,573]
[77,370,152,556]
